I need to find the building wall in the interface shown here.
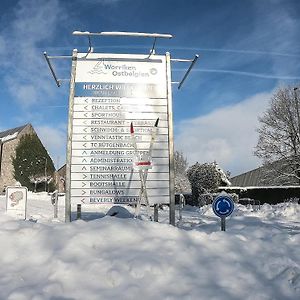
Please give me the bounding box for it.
[54,165,66,193]
[0,125,35,193]
[219,186,300,205]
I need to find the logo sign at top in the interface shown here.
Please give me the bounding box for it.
[75,54,167,98]
[69,53,171,206]
[212,193,234,218]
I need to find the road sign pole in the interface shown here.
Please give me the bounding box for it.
[154,204,159,222]
[221,217,226,231]
[77,204,82,220]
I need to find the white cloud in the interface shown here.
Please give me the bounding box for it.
[175,91,274,176]
[0,0,66,107]
[35,124,67,169]
[192,68,300,80]
[77,0,124,4]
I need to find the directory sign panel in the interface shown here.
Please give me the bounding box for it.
[69,53,171,205]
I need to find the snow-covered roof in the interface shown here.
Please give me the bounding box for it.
[214,162,231,186]
[230,166,263,186]
[0,124,28,142]
[220,185,300,190]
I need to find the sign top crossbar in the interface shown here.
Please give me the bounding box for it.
[73,31,173,39]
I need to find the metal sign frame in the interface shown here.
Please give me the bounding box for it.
[65,51,175,224]
[44,31,198,226]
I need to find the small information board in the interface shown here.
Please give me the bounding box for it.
[5,186,28,220]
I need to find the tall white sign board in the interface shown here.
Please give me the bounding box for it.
[6,186,28,220]
[66,52,174,221]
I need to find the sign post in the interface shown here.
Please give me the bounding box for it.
[212,193,234,231]
[44,31,199,226]
[51,190,59,219]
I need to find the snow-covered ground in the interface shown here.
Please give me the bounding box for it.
[0,192,299,300]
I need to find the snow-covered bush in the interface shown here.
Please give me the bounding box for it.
[187,162,231,206]
[229,192,239,203]
[284,197,300,203]
[198,193,214,206]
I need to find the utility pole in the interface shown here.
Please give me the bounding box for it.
[44,157,47,192]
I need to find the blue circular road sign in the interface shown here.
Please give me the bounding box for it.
[212,194,234,218]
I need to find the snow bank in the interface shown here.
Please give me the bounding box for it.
[0,195,299,299]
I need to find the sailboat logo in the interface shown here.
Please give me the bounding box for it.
[88,60,107,75]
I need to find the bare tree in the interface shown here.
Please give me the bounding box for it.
[254,85,300,185]
[174,151,191,194]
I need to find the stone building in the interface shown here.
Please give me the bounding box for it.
[0,124,39,193]
[54,164,66,193]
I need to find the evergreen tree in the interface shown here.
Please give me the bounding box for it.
[12,134,55,191]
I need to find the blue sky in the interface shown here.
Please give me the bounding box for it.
[0,0,300,176]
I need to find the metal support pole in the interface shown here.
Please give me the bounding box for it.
[76,204,81,220]
[54,192,58,219]
[178,54,199,90]
[54,202,58,219]
[154,204,159,222]
[44,157,47,192]
[65,49,78,222]
[179,193,185,221]
[166,52,176,226]
[43,52,61,87]
[0,140,3,176]
[221,217,226,231]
